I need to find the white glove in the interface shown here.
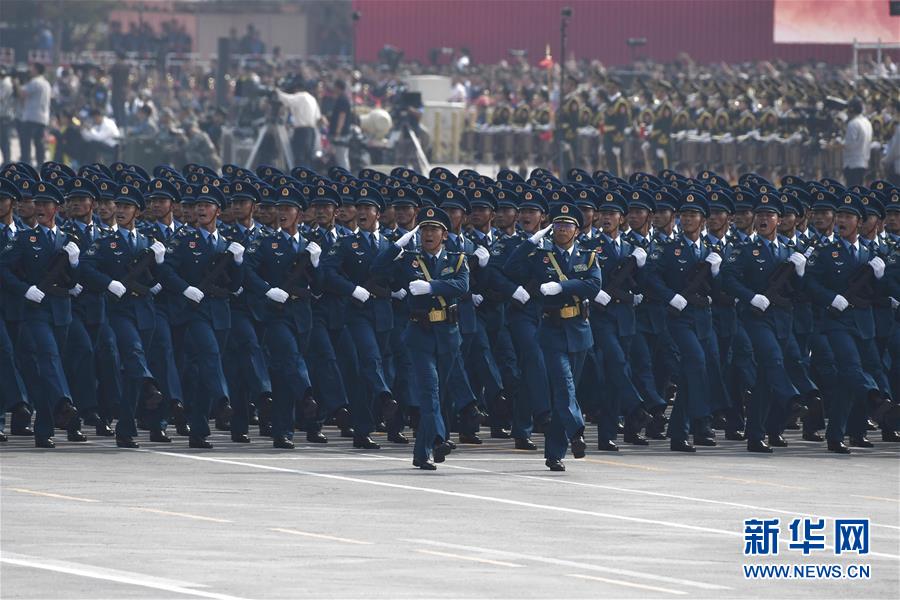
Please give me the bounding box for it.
[633,293,643,306]
[25,285,45,304]
[512,286,530,304]
[391,288,408,300]
[352,286,371,303]
[831,294,849,312]
[150,283,162,295]
[306,241,322,268]
[529,224,553,245]
[891,297,899,310]
[409,280,431,296]
[63,241,80,266]
[631,246,647,267]
[594,290,612,306]
[150,241,166,264]
[107,280,126,298]
[750,294,770,312]
[669,294,688,311]
[705,252,722,276]
[266,287,289,303]
[183,286,205,304]
[868,256,885,279]
[472,293,484,307]
[395,225,419,249]
[474,246,490,267]
[68,283,83,297]
[787,252,806,277]
[540,282,563,296]
[227,241,245,265]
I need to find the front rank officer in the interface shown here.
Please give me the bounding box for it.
[372,207,469,470]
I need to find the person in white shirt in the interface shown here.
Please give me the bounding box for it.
[842,98,873,186]
[276,80,321,168]
[16,62,52,165]
[81,108,121,162]
[882,100,900,187]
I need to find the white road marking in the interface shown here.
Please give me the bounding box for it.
[9,488,99,503]
[0,554,248,600]
[414,548,524,568]
[270,527,373,545]
[566,573,687,595]
[129,507,232,523]
[405,539,724,590]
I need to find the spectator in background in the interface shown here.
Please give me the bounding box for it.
[0,70,13,163]
[81,107,121,163]
[330,79,351,170]
[448,76,467,103]
[183,119,221,169]
[843,97,873,186]
[883,100,900,187]
[276,78,322,167]
[130,104,158,137]
[110,52,131,128]
[16,62,52,165]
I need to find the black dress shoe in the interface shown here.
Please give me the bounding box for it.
[53,400,78,428]
[645,415,668,439]
[533,411,552,428]
[623,431,650,446]
[82,411,102,426]
[827,440,851,454]
[273,436,295,449]
[670,439,696,453]
[340,427,355,438]
[230,433,251,443]
[725,430,746,441]
[332,407,352,431]
[353,435,381,449]
[380,396,399,421]
[571,434,587,458]
[545,458,566,472]
[490,427,511,439]
[388,432,409,444]
[67,430,88,442]
[95,423,114,437]
[692,435,717,447]
[866,418,879,431]
[375,421,387,433]
[628,407,653,430]
[116,437,140,448]
[802,432,825,442]
[35,437,56,448]
[258,423,272,437]
[413,458,437,470]
[458,433,482,445]
[767,434,788,447]
[300,396,319,421]
[175,421,191,436]
[150,430,172,443]
[433,441,453,463]
[747,439,774,453]
[711,413,728,430]
[11,424,34,436]
[881,430,900,442]
[189,437,213,449]
[849,436,874,448]
[214,416,230,431]
[0,431,6,442]
[514,437,537,450]
[306,431,328,444]
[597,439,619,452]
[443,440,455,450]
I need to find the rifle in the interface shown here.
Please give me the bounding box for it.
[827,263,876,316]
[750,262,795,315]
[597,256,637,310]
[197,252,234,299]
[669,262,711,315]
[118,248,156,298]
[37,251,73,297]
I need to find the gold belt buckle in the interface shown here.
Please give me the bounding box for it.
[428,308,447,322]
[559,305,580,319]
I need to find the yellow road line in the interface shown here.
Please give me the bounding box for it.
[567,573,687,595]
[850,494,900,503]
[582,458,667,472]
[414,548,523,568]
[708,475,808,491]
[129,507,232,523]
[9,488,99,503]
[270,527,372,545]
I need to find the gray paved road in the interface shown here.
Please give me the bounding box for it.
[2,427,898,599]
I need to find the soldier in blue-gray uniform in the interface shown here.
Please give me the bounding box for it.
[504,202,601,471]
[372,207,469,470]
[157,184,244,449]
[0,181,81,447]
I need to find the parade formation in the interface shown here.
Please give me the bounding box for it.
[1,159,900,471]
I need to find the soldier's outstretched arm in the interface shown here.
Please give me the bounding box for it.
[720,247,754,302]
[429,255,469,299]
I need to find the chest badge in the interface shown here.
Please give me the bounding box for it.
[189,241,196,249]
[29,235,37,243]
[752,249,760,256]
[832,251,839,258]
[673,248,681,257]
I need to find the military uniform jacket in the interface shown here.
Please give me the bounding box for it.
[244,231,319,335]
[81,228,158,331]
[482,230,528,330]
[626,230,666,335]
[805,239,876,340]
[582,233,637,337]
[0,223,25,322]
[371,243,469,354]
[224,222,267,322]
[503,239,602,353]
[721,236,798,340]
[158,229,243,330]
[703,233,738,338]
[62,219,110,325]
[306,226,347,330]
[0,225,77,326]
[645,234,715,339]
[446,232,477,335]
[322,229,394,333]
